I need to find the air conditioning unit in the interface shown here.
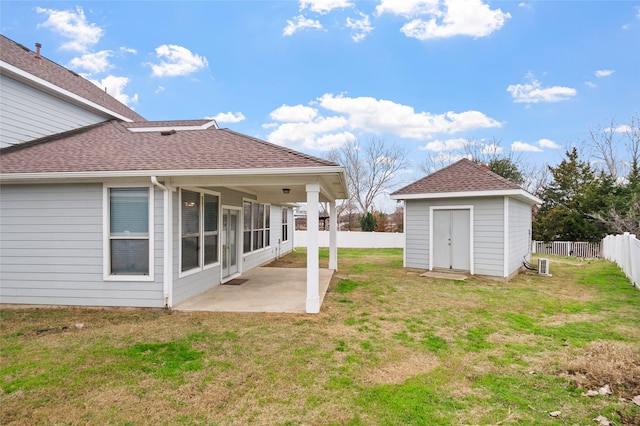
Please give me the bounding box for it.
[538,258,552,277]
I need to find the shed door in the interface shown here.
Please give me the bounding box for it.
[433,209,470,271]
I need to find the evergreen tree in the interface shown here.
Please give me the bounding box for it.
[360,212,377,232]
[533,148,604,241]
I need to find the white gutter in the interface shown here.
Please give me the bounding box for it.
[0,166,346,181]
[151,176,173,308]
[0,60,134,122]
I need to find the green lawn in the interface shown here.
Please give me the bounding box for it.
[1,249,639,425]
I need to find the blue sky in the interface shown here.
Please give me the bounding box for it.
[2,1,639,185]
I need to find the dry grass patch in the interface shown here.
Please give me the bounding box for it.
[560,340,640,397]
[363,349,440,384]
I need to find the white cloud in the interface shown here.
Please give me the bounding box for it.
[518,2,533,10]
[149,45,208,77]
[36,6,103,52]
[511,141,542,152]
[507,73,577,103]
[69,50,112,74]
[399,0,510,40]
[419,138,469,152]
[120,47,137,55]
[318,93,501,137]
[481,143,503,155]
[346,12,374,42]
[613,124,632,133]
[300,0,353,14]
[283,15,324,36]
[265,94,501,151]
[538,138,560,149]
[375,0,440,17]
[585,81,597,89]
[154,86,165,94]
[315,131,357,150]
[209,112,246,123]
[270,104,318,122]
[267,115,350,150]
[595,69,615,78]
[89,75,138,106]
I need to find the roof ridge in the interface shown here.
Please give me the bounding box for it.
[219,128,339,167]
[0,121,114,154]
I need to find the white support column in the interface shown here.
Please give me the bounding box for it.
[306,184,320,314]
[329,200,338,271]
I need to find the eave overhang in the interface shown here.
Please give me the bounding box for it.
[391,188,541,205]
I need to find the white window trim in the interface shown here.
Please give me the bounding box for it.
[242,198,272,256]
[178,187,221,278]
[103,184,155,282]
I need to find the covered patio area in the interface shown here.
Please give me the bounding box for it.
[173,267,334,313]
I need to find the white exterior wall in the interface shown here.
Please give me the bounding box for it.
[404,197,506,277]
[507,198,533,276]
[0,75,108,148]
[0,183,165,307]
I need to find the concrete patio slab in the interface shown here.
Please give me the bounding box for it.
[173,267,334,313]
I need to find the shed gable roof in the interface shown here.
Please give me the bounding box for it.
[393,158,520,196]
[0,120,339,174]
[0,35,145,122]
[391,158,540,205]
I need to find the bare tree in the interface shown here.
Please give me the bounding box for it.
[328,137,408,214]
[588,117,622,180]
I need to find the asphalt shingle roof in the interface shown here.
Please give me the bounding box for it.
[0,120,339,174]
[0,35,145,122]
[392,158,521,196]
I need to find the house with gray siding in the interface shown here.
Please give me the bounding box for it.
[0,35,347,313]
[391,159,541,280]
[0,35,144,148]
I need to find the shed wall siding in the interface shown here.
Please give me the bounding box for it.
[0,183,164,307]
[404,197,505,276]
[508,198,532,275]
[404,200,430,269]
[0,75,108,148]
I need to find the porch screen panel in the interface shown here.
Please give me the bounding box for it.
[181,190,200,271]
[253,203,264,250]
[265,205,271,247]
[109,187,149,275]
[204,194,219,265]
[243,201,251,253]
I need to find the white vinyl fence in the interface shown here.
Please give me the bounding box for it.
[532,241,602,258]
[602,233,639,290]
[294,231,404,249]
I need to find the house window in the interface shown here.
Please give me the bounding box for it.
[282,207,289,242]
[107,187,152,277]
[243,200,271,254]
[181,189,219,273]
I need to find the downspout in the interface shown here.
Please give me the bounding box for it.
[151,176,172,308]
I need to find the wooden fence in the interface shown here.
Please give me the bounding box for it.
[531,241,602,258]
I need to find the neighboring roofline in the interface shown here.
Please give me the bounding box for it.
[0,60,134,122]
[391,188,542,205]
[126,120,219,132]
[0,166,346,182]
